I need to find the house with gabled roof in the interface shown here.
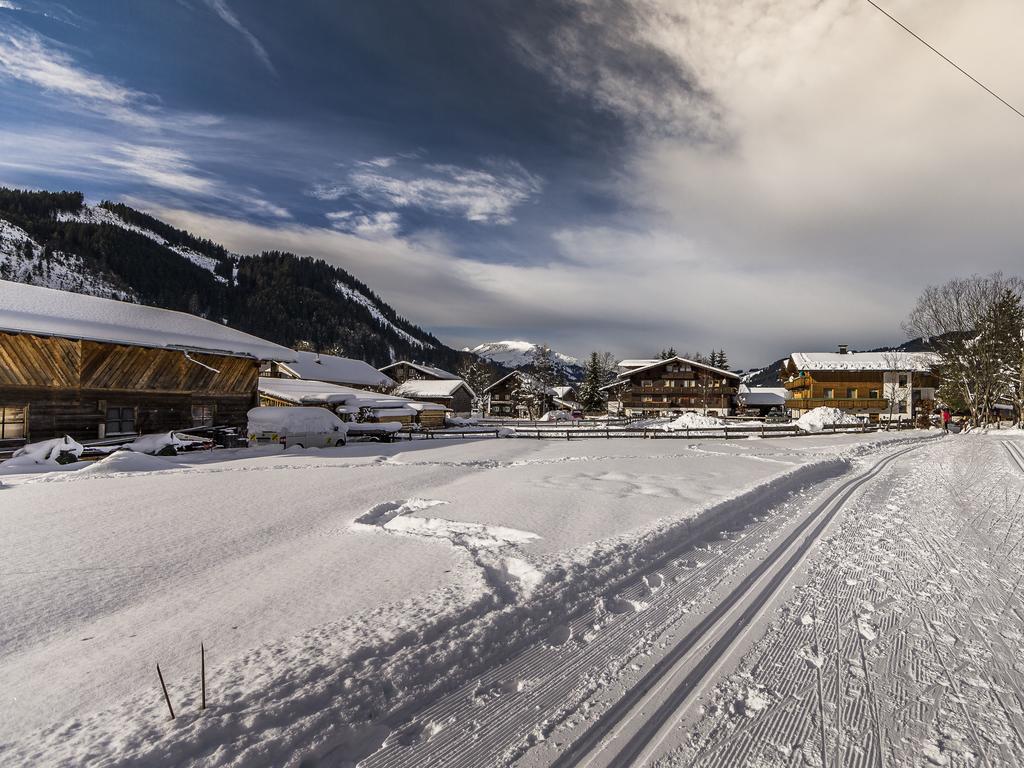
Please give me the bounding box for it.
[379,360,459,383]
[268,350,395,389]
[781,345,940,422]
[392,378,475,416]
[0,280,294,447]
[482,370,557,418]
[601,356,740,417]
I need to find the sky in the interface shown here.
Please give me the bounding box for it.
[2,0,1023,368]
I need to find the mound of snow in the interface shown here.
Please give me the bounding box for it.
[795,407,860,433]
[77,451,178,475]
[247,406,349,438]
[6,436,84,466]
[122,432,186,455]
[663,412,727,430]
[538,410,571,422]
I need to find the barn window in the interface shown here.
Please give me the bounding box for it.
[869,389,880,399]
[823,388,835,399]
[0,406,26,440]
[105,405,136,436]
[192,404,214,427]
[846,388,858,399]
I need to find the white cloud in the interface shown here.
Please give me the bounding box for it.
[0,27,157,126]
[202,0,276,75]
[336,158,544,224]
[326,210,401,238]
[99,145,216,195]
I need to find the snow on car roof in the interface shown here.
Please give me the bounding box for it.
[280,351,396,387]
[0,280,294,361]
[380,360,459,380]
[789,351,940,372]
[393,379,474,398]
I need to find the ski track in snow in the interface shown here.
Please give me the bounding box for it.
[660,435,1024,768]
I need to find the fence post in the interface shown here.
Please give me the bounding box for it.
[201,643,206,711]
[157,664,175,720]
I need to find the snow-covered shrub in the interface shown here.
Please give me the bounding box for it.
[6,435,84,467]
[123,432,186,456]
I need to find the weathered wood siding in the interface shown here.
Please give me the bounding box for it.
[0,331,260,443]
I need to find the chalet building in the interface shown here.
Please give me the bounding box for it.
[266,350,395,389]
[393,378,475,416]
[379,360,459,384]
[782,346,940,422]
[0,281,294,448]
[602,357,740,417]
[482,371,556,418]
[257,377,447,428]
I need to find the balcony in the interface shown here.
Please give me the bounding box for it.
[787,397,889,411]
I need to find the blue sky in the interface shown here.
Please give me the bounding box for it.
[3,0,1024,366]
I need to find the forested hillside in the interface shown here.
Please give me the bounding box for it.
[0,188,470,369]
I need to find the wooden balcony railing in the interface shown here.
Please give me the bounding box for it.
[786,397,889,410]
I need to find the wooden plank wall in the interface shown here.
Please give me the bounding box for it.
[0,334,79,388]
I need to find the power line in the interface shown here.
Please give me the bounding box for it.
[863,0,1024,121]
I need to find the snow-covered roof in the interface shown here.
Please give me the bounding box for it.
[393,379,474,399]
[259,377,414,408]
[0,280,294,361]
[617,359,660,371]
[380,360,459,380]
[280,351,396,388]
[737,387,789,406]
[616,356,740,381]
[552,386,576,398]
[788,351,940,373]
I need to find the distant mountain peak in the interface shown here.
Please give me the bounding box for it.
[471,340,582,380]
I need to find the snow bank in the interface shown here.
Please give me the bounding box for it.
[663,412,727,430]
[122,432,186,455]
[795,407,861,433]
[77,451,179,475]
[247,406,348,438]
[5,436,83,467]
[538,410,571,422]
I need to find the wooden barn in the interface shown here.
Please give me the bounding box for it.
[267,350,396,389]
[393,378,475,416]
[0,281,294,448]
[601,356,740,417]
[482,371,556,418]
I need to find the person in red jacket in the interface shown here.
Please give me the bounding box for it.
[941,409,952,432]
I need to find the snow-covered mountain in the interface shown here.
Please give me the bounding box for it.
[0,188,467,369]
[470,340,583,380]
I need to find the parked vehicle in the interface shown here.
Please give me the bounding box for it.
[246,406,348,448]
[764,408,791,424]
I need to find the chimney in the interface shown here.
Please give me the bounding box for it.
[838,344,849,355]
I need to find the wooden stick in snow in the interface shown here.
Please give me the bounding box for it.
[157,664,175,720]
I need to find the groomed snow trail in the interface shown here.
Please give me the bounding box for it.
[659,435,1024,768]
[353,444,930,768]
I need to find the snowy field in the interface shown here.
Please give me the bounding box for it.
[0,431,938,765]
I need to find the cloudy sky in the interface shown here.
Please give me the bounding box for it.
[2,0,1023,367]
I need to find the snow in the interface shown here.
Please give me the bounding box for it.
[279,350,396,388]
[4,435,84,467]
[737,386,789,406]
[614,355,740,381]
[334,282,430,348]
[0,218,135,300]
[0,280,295,361]
[0,430,925,766]
[247,406,349,438]
[56,205,229,284]
[258,378,423,417]
[789,350,940,372]
[381,361,459,380]
[394,378,471,398]
[794,406,861,433]
[123,432,187,455]
[471,340,579,371]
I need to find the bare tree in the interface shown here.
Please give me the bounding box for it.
[905,273,1024,425]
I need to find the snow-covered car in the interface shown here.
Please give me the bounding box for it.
[246,406,348,448]
[764,408,791,424]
